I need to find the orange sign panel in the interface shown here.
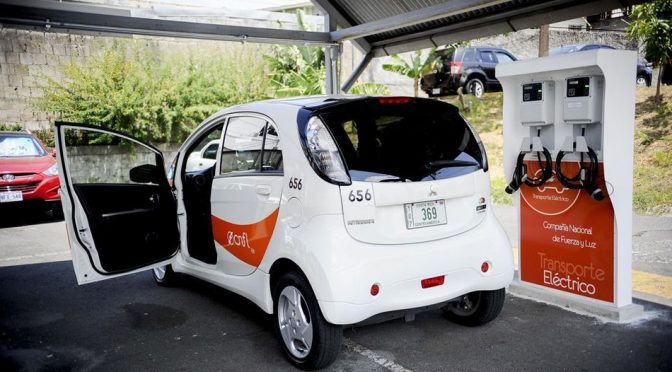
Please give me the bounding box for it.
[212,208,279,267]
[520,160,614,303]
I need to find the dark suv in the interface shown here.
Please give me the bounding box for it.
[549,44,653,86]
[421,46,517,98]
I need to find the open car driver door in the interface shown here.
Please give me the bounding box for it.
[55,122,179,284]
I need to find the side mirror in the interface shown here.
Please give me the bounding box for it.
[129,164,163,184]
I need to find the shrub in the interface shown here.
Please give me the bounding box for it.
[36,40,271,144]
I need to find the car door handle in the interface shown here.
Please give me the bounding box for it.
[255,185,272,195]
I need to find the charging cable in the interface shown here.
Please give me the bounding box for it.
[505,146,553,194]
[555,145,604,201]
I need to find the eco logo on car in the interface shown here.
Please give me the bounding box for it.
[227,231,253,252]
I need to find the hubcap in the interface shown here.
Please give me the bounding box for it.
[450,292,481,316]
[636,77,647,86]
[278,285,313,359]
[153,266,166,280]
[470,81,483,97]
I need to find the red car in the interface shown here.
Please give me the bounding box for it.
[0,131,60,212]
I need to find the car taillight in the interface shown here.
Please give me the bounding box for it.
[304,117,351,185]
[378,97,412,105]
[450,61,463,75]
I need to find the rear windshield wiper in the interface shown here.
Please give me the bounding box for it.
[426,160,480,170]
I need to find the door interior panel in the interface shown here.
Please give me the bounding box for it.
[182,166,217,264]
[73,183,179,273]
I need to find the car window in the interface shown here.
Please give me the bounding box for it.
[61,127,162,184]
[320,100,484,182]
[202,143,218,160]
[582,45,599,51]
[479,51,496,63]
[184,125,223,173]
[220,116,282,175]
[453,48,464,62]
[495,52,514,64]
[462,49,476,62]
[261,123,283,172]
[0,134,46,157]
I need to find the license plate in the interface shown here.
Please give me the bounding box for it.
[432,88,441,95]
[404,200,447,229]
[0,191,23,203]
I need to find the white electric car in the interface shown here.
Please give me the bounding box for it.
[55,96,514,370]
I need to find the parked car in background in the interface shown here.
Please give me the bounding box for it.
[0,131,60,213]
[185,139,218,172]
[420,46,518,98]
[549,44,653,86]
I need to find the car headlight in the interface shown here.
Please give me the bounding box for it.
[42,163,58,176]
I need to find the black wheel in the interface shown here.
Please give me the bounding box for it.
[442,288,505,327]
[273,271,342,370]
[465,78,485,98]
[636,74,649,87]
[152,265,178,287]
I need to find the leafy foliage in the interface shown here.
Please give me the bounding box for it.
[0,123,24,132]
[36,40,271,144]
[349,82,391,96]
[264,11,326,97]
[382,48,439,97]
[628,0,672,103]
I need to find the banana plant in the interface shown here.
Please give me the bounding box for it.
[382,48,440,97]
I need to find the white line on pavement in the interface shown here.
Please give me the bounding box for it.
[0,250,71,263]
[344,337,414,372]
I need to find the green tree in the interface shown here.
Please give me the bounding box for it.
[382,48,439,97]
[628,0,672,104]
[264,11,326,97]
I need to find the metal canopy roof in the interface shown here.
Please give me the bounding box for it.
[319,0,643,57]
[0,0,644,93]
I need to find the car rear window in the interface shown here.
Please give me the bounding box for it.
[0,134,46,157]
[462,49,477,62]
[318,99,485,182]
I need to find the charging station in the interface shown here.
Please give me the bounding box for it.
[497,49,643,321]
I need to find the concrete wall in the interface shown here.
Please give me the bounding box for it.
[67,143,180,184]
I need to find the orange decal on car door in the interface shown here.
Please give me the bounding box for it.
[211,208,280,267]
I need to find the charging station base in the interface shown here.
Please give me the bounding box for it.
[509,272,644,323]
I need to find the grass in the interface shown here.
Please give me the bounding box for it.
[439,86,672,215]
[440,93,512,206]
[633,85,672,215]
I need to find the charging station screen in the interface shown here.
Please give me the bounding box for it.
[567,77,590,97]
[522,83,543,102]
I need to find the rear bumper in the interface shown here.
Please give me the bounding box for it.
[421,75,461,96]
[292,209,514,325]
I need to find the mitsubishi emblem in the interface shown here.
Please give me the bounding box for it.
[2,174,15,181]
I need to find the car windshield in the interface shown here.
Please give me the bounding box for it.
[0,134,46,157]
[319,99,484,182]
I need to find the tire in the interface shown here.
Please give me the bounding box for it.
[636,74,649,87]
[465,78,485,98]
[442,288,505,327]
[152,265,178,287]
[273,271,342,370]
